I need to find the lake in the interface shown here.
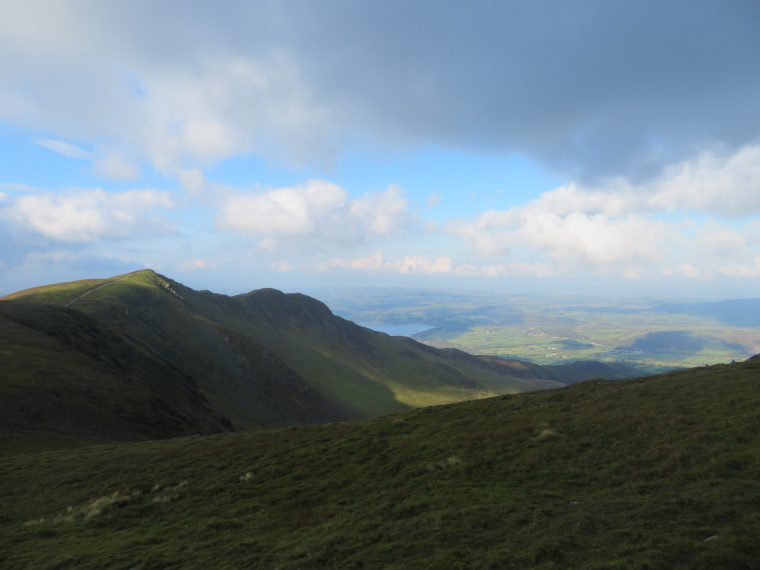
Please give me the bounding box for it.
[361,323,433,337]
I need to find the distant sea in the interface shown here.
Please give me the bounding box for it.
[362,323,433,337]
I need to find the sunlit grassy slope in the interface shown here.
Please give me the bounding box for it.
[1,359,759,569]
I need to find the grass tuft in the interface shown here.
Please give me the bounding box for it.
[24,490,139,525]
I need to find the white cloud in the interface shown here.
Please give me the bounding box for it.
[216,180,412,251]
[349,184,408,235]
[717,258,760,279]
[518,212,671,267]
[333,252,452,274]
[346,252,452,275]
[696,227,749,259]
[453,262,553,278]
[177,167,207,195]
[396,256,452,275]
[0,183,43,193]
[92,148,141,180]
[348,252,384,270]
[176,259,216,271]
[270,260,295,273]
[523,145,760,219]
[447,209,518,257]
[448,145,760,278]
[34,139,140,180]
[35,138,91,160]
[1,4,326,177]
[646,146,760,217]
[219,179,346,238]
[315,258,347,272]
[449,203,673,276]
[138,54,327,172]
[664,262,709,281]
[1,188,175,242]
[315,252,552,278]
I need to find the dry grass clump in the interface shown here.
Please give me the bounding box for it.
[24,490,139,525]
[426,455,465,471]
[150,480,188,503]
[535,421,561,440]
[24,480,189,524]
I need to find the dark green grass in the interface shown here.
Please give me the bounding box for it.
[2,360,760,569]
[0,433,94,457]
[0,300,234,446]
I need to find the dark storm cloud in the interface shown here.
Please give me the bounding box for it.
[3,0,759,182]
[279,0,760,181]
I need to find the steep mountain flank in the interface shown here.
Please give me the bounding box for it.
[0,302,232,443]
[1,270,642,447]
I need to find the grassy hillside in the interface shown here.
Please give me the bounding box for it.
[1,359,759,568]
[2,270,641,449]
[0,302,233,446]
[4,270,516,416]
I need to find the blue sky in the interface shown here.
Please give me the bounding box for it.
[1,1,760,299]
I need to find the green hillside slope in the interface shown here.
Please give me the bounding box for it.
[0,302,233,446]
[1,359,758,568]
[2,270,643,448]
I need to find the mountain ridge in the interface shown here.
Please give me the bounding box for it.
[1,269,645,450]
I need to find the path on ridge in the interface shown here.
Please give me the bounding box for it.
[64,270,144,308]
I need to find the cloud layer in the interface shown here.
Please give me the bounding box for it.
[217,180,411,251]
[4,143,760,291]
[2,2,760,297]
[1,188,175,242]
[448,146,760,280]
[2,1,758,180]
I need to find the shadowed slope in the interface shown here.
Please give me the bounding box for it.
[2,271,357,439]
[0,302,233,445]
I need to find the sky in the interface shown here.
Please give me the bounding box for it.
[1,0,760,299]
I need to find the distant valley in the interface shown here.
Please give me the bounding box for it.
[311,288,760,370]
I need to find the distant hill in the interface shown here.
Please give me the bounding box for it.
[1,270,643,448]
[1,357,759,568]
[655,298,760,327]
[612,330,748,361]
